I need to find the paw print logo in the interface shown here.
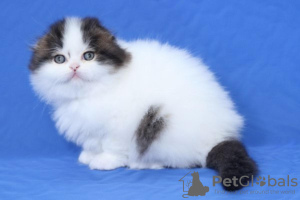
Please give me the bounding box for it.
[256,176,266,186]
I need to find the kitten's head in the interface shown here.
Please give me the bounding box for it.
[29,17,130,103]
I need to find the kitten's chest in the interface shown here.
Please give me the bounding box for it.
[52,89,147,143]
[53,98,117,139]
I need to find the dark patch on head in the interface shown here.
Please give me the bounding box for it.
[206,140,258,191]
[29,19,65,71]
[136,106,166,156]
[81,17,131,68]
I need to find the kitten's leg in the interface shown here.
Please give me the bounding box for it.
[89,152,127,170]
[79,139,102,165]
[88,136,128,170]
[78,151,96,165]
[206,140,258,191]
[129,162,163,170]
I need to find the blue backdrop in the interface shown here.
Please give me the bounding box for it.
[0,0,299,199]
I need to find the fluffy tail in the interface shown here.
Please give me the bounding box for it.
[206,140,258,191]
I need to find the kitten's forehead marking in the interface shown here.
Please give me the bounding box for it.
[62,18,88,57]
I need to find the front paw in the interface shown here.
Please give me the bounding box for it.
[129,162,163,170]
[78,151,96,165]
[89,153,126,170]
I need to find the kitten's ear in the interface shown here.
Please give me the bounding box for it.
[82,17,102,26]
[82,17,115,40]
[29,35,49,52]
[82,17,107,32]
[31,18,65,53]
[30,41,41,51]
[81,17,131,67]
[30,44,36,51]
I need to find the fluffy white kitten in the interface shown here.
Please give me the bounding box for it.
[29,17,257,191]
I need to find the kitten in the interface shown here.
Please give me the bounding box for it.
[29,17,257,191]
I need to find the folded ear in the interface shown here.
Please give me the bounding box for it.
[81,17,131,67]
[82,17,102,28]
[30,43,37,51]
[29,19,66,71]
[81,17,113,39]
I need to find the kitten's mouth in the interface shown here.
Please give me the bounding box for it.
[68,72,83,81]
[72,73,80,79]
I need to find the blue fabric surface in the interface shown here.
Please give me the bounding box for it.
[0,0,299,199]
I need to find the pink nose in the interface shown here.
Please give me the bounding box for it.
[70,63,80,71]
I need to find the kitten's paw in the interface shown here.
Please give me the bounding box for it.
[78,151,96,165]
[89,153,126,170]
[129,162,163,170]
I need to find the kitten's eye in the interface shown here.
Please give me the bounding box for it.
[83,51,95,61]
[54,55,65,64]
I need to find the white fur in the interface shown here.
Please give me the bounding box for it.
[31,18,243,170]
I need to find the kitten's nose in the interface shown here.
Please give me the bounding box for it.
[70,63,80,71]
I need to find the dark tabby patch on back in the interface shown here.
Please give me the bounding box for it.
[136,106,166,156]
[81,17,131,68]
[29,19,65,71]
